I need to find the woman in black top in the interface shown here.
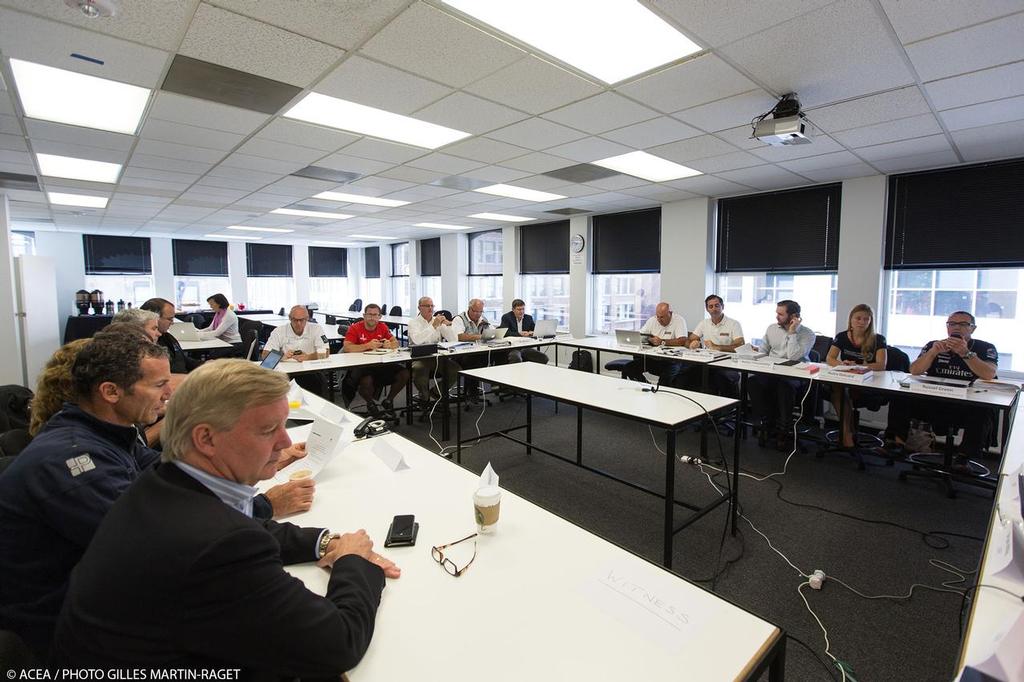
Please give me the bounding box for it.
[826,304,888,448]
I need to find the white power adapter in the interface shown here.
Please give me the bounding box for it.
[809,569,826,590]
[680,455,703,465]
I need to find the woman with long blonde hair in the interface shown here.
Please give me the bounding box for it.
[825,304,888,448]
[29,339,91,436]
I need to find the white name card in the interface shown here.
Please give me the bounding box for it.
[826,369,874,384]
[908,380,968,398]
[732,357,767,371]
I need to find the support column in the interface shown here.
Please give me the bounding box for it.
[0,195,25,384]
[836,175,887,318]
[660,197,714,326]
[568,214,590,338]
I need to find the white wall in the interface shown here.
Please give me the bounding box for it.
[836,175,887,320]
[151,237,173,298]
[568,215,590,337]
[33,230,85,342]
[439,233,466,314]
[0,195,24,384]
[294,245,310,305]
[660,197,714,327]
[227,241,247,306]
[502,225,516,310]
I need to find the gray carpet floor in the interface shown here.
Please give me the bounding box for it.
[385,391,994,681]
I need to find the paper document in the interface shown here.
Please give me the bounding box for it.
[275,417,345,482]
[372,438,410,472]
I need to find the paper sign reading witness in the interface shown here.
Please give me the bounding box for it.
[276,417,343,481]
[580,562,705,652]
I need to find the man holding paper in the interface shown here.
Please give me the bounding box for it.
[53,359,399,673]
[886,311,998,464]
[344,303,409,417]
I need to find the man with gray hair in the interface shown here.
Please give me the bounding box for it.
[112,306,161,343]
[451,298,491,402]
[53,360,398,673]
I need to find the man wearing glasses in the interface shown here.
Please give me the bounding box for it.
[408,296,458,401]
[343,303,409,417]
[887,311,998,464]
[263,305,329,394]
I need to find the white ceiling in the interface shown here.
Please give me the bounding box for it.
[0,0,1022,244]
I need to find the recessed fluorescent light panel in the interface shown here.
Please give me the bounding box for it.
[206,234,260,240]
[47,192,108,208]
[592,151,702,182]
[36,153,122,183]
[10,59,151,134]
[350,234,391,240]
[442,0,701,84]
[284,92,470,149]
[474,184,566,202]
[313,191,410,207]
[226,225,293,233]
[415,222,471,230]
[469,213,534,222]
[271,208,353,220]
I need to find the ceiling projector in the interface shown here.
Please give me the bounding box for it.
[64,0,119,18]
[752,94,811,146]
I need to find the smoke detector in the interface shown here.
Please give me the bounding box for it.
[64,0,119,18]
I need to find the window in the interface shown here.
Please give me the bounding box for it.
[362,246,381,307]
[716,273,837,345]
[307,246,350,313]
[520,274,570,331]
[885,268,1022,372]
[83,234,152,275]
[246,278,296,315]
[246,243,292,277]
[174,276,231,310]
[245,243,293,313]
[591,209,660,333]
[420,238,441,276]
[468,230,503,321]
[389,242,410,312]
[172,239,230,310]
[418,276,441,314]
[10,231,34,257]
[83,274,154,309]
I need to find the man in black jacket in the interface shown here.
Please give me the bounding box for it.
[141,297,199,374]
[53,359,399,675]
[499,299,549,365]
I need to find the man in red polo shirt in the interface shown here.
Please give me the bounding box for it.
[343,304,409,417]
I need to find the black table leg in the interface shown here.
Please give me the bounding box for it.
[405,359,413,426]
[577,405,583,465]
[456,372,462,463]
[664,429,677,568]
[526,393,533,454]
[441,360,450,441]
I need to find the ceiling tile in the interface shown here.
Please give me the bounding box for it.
[719,0,916,107]
[406,153,485,175]
[486,118,587,150]
[453,165,529,183]
[140,118,245,151]
[832,113,943,147]
[129,154,213,175]
[870,149,961,173]
[0,7,170,88]
[235,138,328,165]
[360,2,524,88]
[798,163,877,183]
[412,92,529,136]
[543,138,634,164]
[855,134,953,161]
[925,62,1024,110]
[124,167,201,185]
[346,176,416,193]
[148,92,270,135]
[178,3,343,87]
[316,55,453,114]
[377,166,446,184]
[717,165,810,190]
[443,137,530,164]
[542,93,659,134]
[466,56,603,115]
[501,152,576,174]
[32,139,130,165]
[905,13,1024,82]
[672,89,779,133]
[256,119,360,152]
[648,134,737,164]
[713,125,764,151]
[219,152,307,175]
[940,95,1024,132]
[805,86,932,133]
[207,0,407,50]
[584,175,649,191]
[0,133,27,153]
[649,0,835,47]
[134,139,226,164]
[951,118,1024,162]
[601,116,702,148]
[879,0,1023,44]
[623,185,698,203]
[776,150,863,173]
[313,152,394,175]
[340,138,429,165]
[687,150,765,173]
[617,54,756,114]
[24,120,135,152]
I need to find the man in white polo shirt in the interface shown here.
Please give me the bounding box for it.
[687,294,745,396]
[262,305,329,394]
[623,302,689,386]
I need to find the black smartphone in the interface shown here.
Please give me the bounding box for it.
[384,514,418,547]
[777,359,800,366]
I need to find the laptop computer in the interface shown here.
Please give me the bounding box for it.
[534,319,557,338]
[615,329,645,348]
[168,322,200,342]
[259,349,283,369]
[481,327,508,341]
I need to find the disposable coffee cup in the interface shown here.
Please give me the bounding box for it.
[473,485,501,533]
[288,469,312,481]
[288,400,301,409]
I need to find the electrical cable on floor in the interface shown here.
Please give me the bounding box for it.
[798,582,848,682]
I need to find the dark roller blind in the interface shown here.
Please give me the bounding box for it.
[520,220,569,274]
[83,234,152,275]
[420,238,441,276]
[308,246,347,277]
[364,246,380,278]
[716,184,841,273]
[246,243,292,277]
[885,158,1024,270]
[173,239,228,276]
[593,208,660,273]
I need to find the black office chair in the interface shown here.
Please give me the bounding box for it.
[380,304,388,316]
[348,298,363,313]
[188,313,206,328]
[241,329,259,361]
[0,428,31,458]
[437,309,453,321]
[325,314,337,325]
[389,305,402,317]
[277,307,285,316]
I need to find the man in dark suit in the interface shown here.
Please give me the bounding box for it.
[141,297,200,375]
[52,359,400,675]
[499,299,549,365]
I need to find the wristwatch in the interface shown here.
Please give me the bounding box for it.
[318,531,340,559]
[963,351,977,361]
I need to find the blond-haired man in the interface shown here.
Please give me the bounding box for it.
[53,360,398,674]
